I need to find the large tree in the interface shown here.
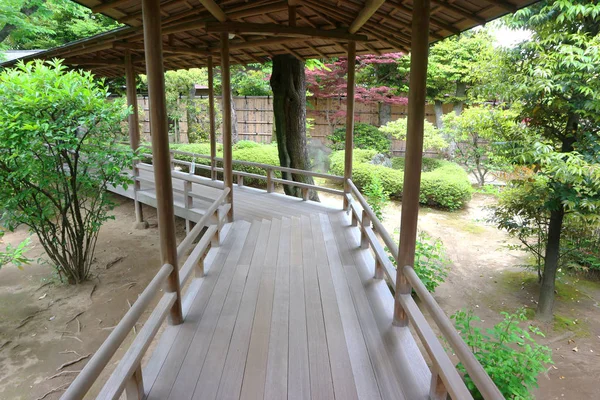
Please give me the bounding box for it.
[496,0,600,321]
[270,54,318,201]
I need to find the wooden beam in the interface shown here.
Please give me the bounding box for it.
[92,0,135,13]
[220,32,234,222]
[205,21,369,41]
[208,56,217,181]
[141,0,183,325]
[288,4,297,27]
[114,41,212,56]
[198,0,227,22]
[349,0,385,34]
[343,41,356,209]
[430,0,486,24]
[394,0,430,327]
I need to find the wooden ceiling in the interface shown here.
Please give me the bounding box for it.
[1,0,539,77]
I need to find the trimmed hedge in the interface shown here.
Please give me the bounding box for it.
[328,123,391,154]
[170,142,281,186]
[330,150,472,210]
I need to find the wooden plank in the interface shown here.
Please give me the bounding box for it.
[239,218,282,400]
[165,221,257,400]
[334,211,430,400]
[191,261,251,400]
[264,217,291,400]
[301,215,335,400]
[215,219,272,400]
[146,221,250,400]
[310,214,359,400]
[318,214,382,400]
[288,217,310,400]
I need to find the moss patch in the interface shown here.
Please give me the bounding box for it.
[553,314,590,337]
[498,270,584,302]
[440,217,486,234]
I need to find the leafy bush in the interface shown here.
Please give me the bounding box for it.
[451,309,553,399]
[379,118,447,151]
[0,61,133,283]
[413,231,450,292]
[331,150,471,209]
[364,176,389,221]
[391,156,443,172]
[234,140,260,150]
[328,123,391,154]
[0,232,32,270]
[419,161,473,210]
[388,230,449,292]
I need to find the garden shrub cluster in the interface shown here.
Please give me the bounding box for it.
[328,123,391,154]
[330,150,472,210]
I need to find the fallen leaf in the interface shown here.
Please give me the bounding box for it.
[38,293,47,300]
[573,347,578,352]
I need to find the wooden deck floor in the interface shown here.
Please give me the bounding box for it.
[136,185,431,400]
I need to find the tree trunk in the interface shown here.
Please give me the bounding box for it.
[536,205,564,321]
[453,81,467,115]
[434,100,444,129]
[270,54,319,201]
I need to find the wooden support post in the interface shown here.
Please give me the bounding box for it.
[266,168,274,193]
[220,32,234,222]
[393,0,430,327]
[288,4,297,27]
[184,180,193,235]
[142,0,183,325]
[360,209,370,249]
[237,174,244,187]
[343,41,356,209]
[196,245,211,278]
[212,209,221,248]
[302,187,309,201]
[125,52,148,230]
[208,56,217,181]
[170,150,175,170]
[124,364,144,400]
[351,209,358,227]
[429,368,448,400]
[374,258,384,280]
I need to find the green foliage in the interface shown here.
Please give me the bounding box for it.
[391,156,443,172]
[379,118,447,151]
[442,106,518,186]
[234,140,260,150]
[328,123,390,154]
[413,231,449,292]
[0,232,32,270]
[364,176,389,221]
[231,65,272,96]
[187,98,222,143]
[451,309,553,399]
[330,151,471,209]
[0,60,133,283]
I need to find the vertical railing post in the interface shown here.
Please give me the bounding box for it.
[302,187,309,201]
[266,168,274,193]
[238,174,244,187]
[208,56,217,181]
[429,368,448,400]
[360,209,371,250]
[184,180,193,235]
[132,160,148,229]
[393,0,430,327]
[343,41,356,210]
[124,364,144,400]
[212,207,221,248]
[141,0,183,325]
[221,32,234,222]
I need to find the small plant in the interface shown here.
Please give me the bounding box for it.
[379,118,447,151]
[364,176,389,221]
[451,309,553,399]
[388,230,449,293]
[0,232,32,270]
[328,123,391,154]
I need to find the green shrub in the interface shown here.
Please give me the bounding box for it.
[451,309,553,399]
[328,123,391,154]
[0,232,32,270]
[379,118,447,151]
[413,231,450,292]
[330,150,471,209]
[364,176,389,221]
[391,156,443,172]
[234,140,260,150]
[420,161,473,210]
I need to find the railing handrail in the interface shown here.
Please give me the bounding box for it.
[345,178,503,400]
[61,263,174,400]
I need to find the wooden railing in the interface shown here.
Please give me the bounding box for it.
[345,179,504,400]
[61,186,230,400]
[139,145,346,199]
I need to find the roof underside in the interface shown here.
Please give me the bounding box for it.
[1,0,538,78]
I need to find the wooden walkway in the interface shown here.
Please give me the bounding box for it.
[109,170,432,399]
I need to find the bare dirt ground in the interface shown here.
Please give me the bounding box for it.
[0,192,598,399]
[0,196,187,400]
